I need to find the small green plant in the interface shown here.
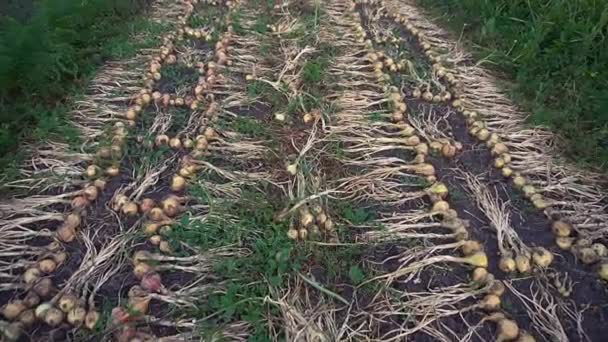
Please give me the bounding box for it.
[369,111,383,122]
[336,202,375,225]
[160,64,198,92]
[348,265,366,285]
[230,117,269,137]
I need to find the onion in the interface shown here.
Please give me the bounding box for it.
[465,252,488,268]
[422,91,433,101]
[286,163,298,175]
[300,210,314,227]
[316,213,327,225]
[71,196,89,209]
[44,307,64,327]
[480,294,501,311]
[67,307,86,326]
[592,243,607,257]
[93,179,106,190]
[58,293,77,313]
[501,167,513,178]
[498,256,516,273]
[106,165,120,177]
[431,200,450,213]
[512,175,526,188]
[133,263,153,280]
[325,219,334,231]
[2,300,26,320]
[23,292,40,308]
[0,322,23,341]
[64,213,81,230]
[555,237,574,250]
[122,202,139,216]
[129,296,151,315]
[515,254,531,273]
[472,267,489,283]
[488,280,506,297]
[125,108,137,120]
[159,226,172,236]
[428,182,448,198]
[598,263,608,281]
[148,207,166,222]
[517,332,536,342]
[18,309,35,327]
[111,307,131,325]
[195,137,208,150]
[34,303,52,320]
[149,235,162,245]
[32,278,54,298]
[415,143,429,155]
[143,223,159,236]
[529,195,546,208]
[287,229,298,240]
[496,318,519,341]
[169,138,182,149]
[453,226,469,240]
[404,135,420,146]
[85,310,100,330]
[461,240,482,256]
[522,185,536,198]
[412,163,435,176]
[491,143,509,156]
[577,247,599,264]
[298,229,308,240]
[552,220,572,237]
[441,144,457,158]
[159,241,172,254]
[476,129,490,141]
[141,272,163,293]
[531,247,553,268]
[171,175,186,191]
[57,225,76,242]
[155,134,170,147]
[303,113,313,123]
[182,138,194,149]
[38,259,57,274]
[161,196,181,217]
[204,127,217,140]
[85,165,100,178]
[275,112,286,121]
[140,198,156,214]
[23,268,41,284]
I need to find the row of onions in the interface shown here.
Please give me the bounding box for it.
[363,1,557,277]
[361,0,608,282]
[107,4,238,341]
[0,1,215,340]
[351,1,539,340]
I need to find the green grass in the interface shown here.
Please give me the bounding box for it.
[167,181,377,338]
[167,186,305,340]
[416,0,608,170]
[0,0,167,171]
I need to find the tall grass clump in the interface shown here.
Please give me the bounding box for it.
[0,0,150,162]
[417,0,608,169]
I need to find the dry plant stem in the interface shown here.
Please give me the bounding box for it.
[504,280,569,342]
[459,170,529,256]
[379,0,608,240]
